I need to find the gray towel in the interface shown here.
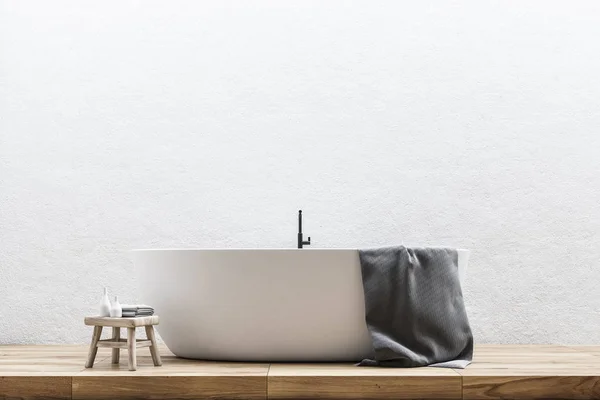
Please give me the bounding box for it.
[120,304,154,317]
[358,245,473,368]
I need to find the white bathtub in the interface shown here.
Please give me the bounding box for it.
[132,248,469,362]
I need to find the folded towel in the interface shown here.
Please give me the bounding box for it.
[122,312,154,317]
[122,311,154,317]
[358,245,473,368]
[120,304,154,317]
[120,304,154,310]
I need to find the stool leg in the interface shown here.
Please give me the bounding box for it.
[127,327,137,371]
[85,326,103,368]
[145,325,162,366]
[111,327,120,364]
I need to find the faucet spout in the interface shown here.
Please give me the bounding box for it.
[297,210,311,249]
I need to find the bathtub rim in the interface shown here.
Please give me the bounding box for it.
[130,247,470,252]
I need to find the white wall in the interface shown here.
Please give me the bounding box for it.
[1,0,599,344]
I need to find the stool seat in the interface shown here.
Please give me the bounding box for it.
[85,315,159,328]
[84,315,161,371]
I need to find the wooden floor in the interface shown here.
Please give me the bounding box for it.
[1,344,600,399]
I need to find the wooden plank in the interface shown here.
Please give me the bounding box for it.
[268,363,462,399]
[72,376,266,400]
[569,346,600,358]
[0,347,109,376]
[458,344,600,373]
[2,344,600,399]
[0,345,90,356]
[458,345,600,399]
[84,316,158,328]
[0,344,174,359]
[76,355,270,376]
[463,375,600,399]
[0,376,71,400]
[73,357,270,400]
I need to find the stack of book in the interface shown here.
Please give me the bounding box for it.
[120,304,154,317]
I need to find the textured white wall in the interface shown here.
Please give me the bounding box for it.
[1,0,599,344]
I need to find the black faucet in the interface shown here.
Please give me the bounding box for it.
[297,210,311,249]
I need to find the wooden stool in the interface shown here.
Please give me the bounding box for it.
[84,316,162,371]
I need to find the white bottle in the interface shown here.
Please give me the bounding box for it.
[99,287,111,317]
[110,295,122,318]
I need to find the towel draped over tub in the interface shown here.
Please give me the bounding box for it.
[358,245,473,368]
